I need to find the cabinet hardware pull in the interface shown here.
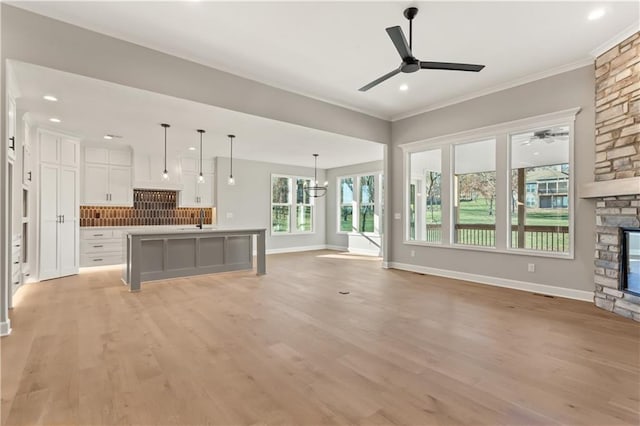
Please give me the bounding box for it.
[13,261,19,264]
[9,136,15,151]
[62,215,65,223]
[93,258,103,261]
[93,245,103,248]
[28,171,32,181]
[13,281,19,285]
[94,234,104,237]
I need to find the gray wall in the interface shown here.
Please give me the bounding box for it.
[215,157,326,252]
[0,4,389,145]
[390,65,596,292]
[325,160,384,249]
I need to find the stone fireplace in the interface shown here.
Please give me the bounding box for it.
[582,31,640,321]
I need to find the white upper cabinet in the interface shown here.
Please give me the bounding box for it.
[179,158,214,207]
[39,130,79,167]
[82,146,133,206]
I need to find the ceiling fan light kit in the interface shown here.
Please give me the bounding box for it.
[360,7,485,91]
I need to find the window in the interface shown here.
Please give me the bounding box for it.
[408,149,442,243]
[402,108,577,258]
[510,126,570,253]
[271,175,314,234]
[339,177,354,232]
[337,173,382,234]
[454,139,496,247]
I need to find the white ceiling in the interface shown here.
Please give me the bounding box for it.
[9,61,383,169]
[11,1,640,120]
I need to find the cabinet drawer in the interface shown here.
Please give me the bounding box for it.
[82,230,113,239]
[81,240,122,254]
[81,253,123,267]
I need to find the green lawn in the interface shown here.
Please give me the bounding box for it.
[419,198,568,227]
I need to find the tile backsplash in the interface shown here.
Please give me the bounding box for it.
[80,190,214,227]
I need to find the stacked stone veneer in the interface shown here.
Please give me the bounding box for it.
[593,32,640,321]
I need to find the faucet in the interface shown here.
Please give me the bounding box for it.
[196,208,204,229]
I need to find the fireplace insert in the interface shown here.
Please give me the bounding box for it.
[621,227,640,295]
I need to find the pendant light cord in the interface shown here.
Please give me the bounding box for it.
[164,126,167,172]
[229,135,234,178]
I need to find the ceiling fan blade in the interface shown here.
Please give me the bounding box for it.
[420,61,485,72]
[359,67,402,92]
[386,26,413,60]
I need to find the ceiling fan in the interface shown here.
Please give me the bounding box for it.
[359,7,485,92]
[521,129,569,146]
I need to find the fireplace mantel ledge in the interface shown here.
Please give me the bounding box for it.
[580,177,640,199]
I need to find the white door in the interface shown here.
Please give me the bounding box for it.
[59,167,78,276]
[181,172,198,207]
[84,164,109,204]
[39,164,60,280]
[198,173,214,206]
[7,96,16,161]
[109,166,132,205]
[22,144,33,185]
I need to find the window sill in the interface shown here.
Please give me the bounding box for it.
[403,240,574,260]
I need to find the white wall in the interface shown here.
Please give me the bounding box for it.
[215,157,327,253]
[325,160,384,250]
[390,65,596,298]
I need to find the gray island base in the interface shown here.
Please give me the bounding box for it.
[122,228,266,292]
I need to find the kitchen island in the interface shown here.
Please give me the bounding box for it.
[122,227,266,292]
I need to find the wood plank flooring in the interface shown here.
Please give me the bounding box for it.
[1,250,639,425]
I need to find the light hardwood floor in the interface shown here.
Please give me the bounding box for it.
[2,251,639,425]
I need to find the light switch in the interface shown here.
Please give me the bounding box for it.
[226,212,233,219]
[394,213,401,220]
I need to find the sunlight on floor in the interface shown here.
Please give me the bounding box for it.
[317,253,382,261]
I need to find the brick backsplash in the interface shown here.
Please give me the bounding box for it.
[80,189,213,227]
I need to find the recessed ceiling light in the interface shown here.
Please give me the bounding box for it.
[49,118,61,123]
[43,95,58,102]
[104,135,113,140]
[533,152,540,156]
[188,146,196,151]
[588,8,605,21]
[399,84,409,91]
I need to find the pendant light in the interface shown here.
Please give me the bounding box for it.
[304,154,328,198]
[161,123,170,180]
[227,134,235,185]
[197,129,205,183]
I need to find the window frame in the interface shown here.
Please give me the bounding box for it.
[270,174,315,236]
[336,172,383,236]
[400,107,579,260]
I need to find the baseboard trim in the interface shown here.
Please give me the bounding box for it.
[388,262,593,302]
[326,245,348,252]
[0,320,12,337]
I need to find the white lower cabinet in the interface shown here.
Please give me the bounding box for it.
[80,229,124,267]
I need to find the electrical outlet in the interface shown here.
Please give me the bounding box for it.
[528,263,535,272]
[410,250,415,257]
[394,213,401,220]
[226,212,233,219]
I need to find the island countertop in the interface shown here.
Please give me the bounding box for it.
[124,226,266,236]
[123,227,266,291]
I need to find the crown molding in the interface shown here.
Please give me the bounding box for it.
[391,58,593,122]
[590,24,640,58]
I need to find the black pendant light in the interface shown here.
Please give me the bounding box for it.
[197,129,205,183]
[304,154,328,198]
[227,134,235,185]
[161,123,170,180]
